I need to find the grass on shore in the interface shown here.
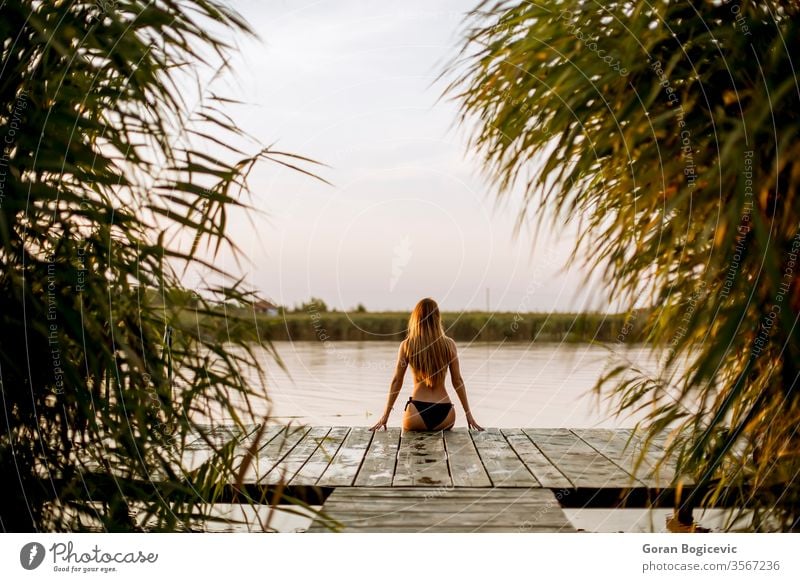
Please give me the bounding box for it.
[175,307,650,344]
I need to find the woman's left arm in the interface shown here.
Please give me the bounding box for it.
[369,342,408,431]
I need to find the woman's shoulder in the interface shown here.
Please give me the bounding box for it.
[397,339,409,363]
[443,335,457,352]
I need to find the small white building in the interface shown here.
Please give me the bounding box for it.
[253,299,279,316]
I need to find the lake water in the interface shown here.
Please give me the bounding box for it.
[252,341,661,428]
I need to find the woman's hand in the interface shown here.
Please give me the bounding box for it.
[466,412,484,431]
[369,413,389,431]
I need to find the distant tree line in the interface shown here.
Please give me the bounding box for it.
[194,309,650,344]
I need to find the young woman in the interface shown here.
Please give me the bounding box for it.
[370,298,483,432]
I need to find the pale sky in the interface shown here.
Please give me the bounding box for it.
[187,0,613,313]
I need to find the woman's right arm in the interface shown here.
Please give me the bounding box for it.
[449,339,484,431]
[369,341,408,431]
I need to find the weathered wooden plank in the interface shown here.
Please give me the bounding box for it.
[322,499,541,509]
[185,423,270,450]
[231,425,288,473]
[180,448,215,472]
[323,490,538,499]
[354,427,400,487]
[623,428,694,486]
[308,511,567,532]
[314,486,570,511]
[573,428,668,488]
[308,487,574,532]
[645,428,676,451]
[502,428,572,488]
[290,427,350,486]
[180,425,284,473]
[470,428,538,487]
[393,431,451,487]
[524,428,639,488]
[251,425,287,449]
[444,428,492,487]
[185,425,240,451]
[312,512,569,528]
[240,425,310,483]
[328,486,536,497]
[311,525,570,532]
[317,428,373,487]
[322,494,558,512]
[262,426,331,485]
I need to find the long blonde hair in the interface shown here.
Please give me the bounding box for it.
[404,298,452,387]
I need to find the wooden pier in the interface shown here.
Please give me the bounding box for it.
[183,425,692,532]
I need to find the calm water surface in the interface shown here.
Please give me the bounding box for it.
[246,341,661,428]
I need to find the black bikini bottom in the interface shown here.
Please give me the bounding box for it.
[404,397,454,430]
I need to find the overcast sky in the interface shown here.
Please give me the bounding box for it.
[189,0,612,313]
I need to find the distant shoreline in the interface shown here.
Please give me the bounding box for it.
[179,308,649,344]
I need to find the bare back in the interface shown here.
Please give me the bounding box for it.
[370,324,482,433]
[402,337,457,404]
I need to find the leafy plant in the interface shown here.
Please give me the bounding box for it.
[448,0,800,530]
[0,0,321,531]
